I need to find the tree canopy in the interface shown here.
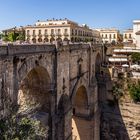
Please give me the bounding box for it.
[2,32,25,42]
[131,52,140,62]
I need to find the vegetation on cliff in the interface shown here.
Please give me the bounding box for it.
[128,81,140,102]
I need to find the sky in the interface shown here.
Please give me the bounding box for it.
[0,0,140,31]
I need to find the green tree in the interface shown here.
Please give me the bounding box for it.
[2,32,22,42]
[16,33,25,42]
[0,115,48,140]
[128,81,140,102]
[131,52,140,63]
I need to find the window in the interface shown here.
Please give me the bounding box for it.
[51,29,54,34]
[65,29,68,33]
[27,30,30,35]
[129,34,132,39]
[105,34,107,39]
[125,34,127,39]
[33,30,35,35]
[72,29,74,35]
[58,29,61,34]
[79,64,82,75]
[38,30,41,35]
[44,29,48,35]
[109,34,111,39]
[113,34,116,39]
[75,30,77,35]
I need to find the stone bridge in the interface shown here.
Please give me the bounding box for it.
[0,42,103,140]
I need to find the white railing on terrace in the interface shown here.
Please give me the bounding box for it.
[114,48,140,53]
[109,57,128,62]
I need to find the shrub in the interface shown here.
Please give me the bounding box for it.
[0,115,48,140]
[128,82,140,102]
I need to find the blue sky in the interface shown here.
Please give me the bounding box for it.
[0,0,140,31]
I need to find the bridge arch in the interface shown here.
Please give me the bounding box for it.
[17,66,52,138]
[18,66,51,113]
[72,85,89,117]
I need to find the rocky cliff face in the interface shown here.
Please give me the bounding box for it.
[100,81,140,140]
[119,102,140,140]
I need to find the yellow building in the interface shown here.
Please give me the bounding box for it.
[25,18,94,43]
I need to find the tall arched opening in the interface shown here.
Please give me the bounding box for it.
[18,66,52,138]
[72,86,94,140]
[73,86,88,117]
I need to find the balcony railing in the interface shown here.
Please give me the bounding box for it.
[44,34,48,37]
[56,33,62,37]
[64,33,69,36]
[32,34,36,37]
[38,34,42,37]
[27,34,30,37]
[50,33,55,37]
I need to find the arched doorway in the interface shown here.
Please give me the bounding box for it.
[63,38,69,41]
[50,37,55,43]
[32,38,36,43]
[38,38,42,43]
[71,37,74,42]
[73,86,88,117]
[18,66,51,138]
[44,38,49,43]
[56,38,62,42]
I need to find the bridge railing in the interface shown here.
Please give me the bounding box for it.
[0,44,56,56]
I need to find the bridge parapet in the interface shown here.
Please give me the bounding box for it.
[0,44,56,56]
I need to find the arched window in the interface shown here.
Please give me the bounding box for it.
[38,30,41,35]
[44,29,48,35]
[125,34,127,39]
[33,30,36,35]
[27,30,30,35]
[51,29,54,34]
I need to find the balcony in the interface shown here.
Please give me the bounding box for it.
[27,34,31,38]
[44,34,48,37]
[50,33,55,37]
[56,33,62,37]
[64,33,69,36]
[38,34,42,37]
[32,34,36,37]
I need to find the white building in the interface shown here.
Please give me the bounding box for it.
[96,28,119,44]
[123,29,133,43]
[92,29,102,44]
[25,18,94,43]
[133,20,140,47]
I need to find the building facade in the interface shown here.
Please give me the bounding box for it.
[133,20,140,46]
[123,29,133,43]
[25,19,94,43]
[96,28,119,44]
[92,29,102,44]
